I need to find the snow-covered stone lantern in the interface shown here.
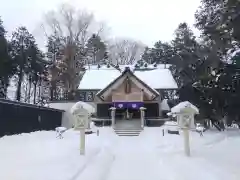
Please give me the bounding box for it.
[70,103,91,155]
[169,101,199,157]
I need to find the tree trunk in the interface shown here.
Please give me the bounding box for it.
[33,82,37,104]
[16,69,23,101]
[38,81,42,103]
[28,76,32,103]
[50,80,56,101]
[17,42,25,102]
[0,77,9,98]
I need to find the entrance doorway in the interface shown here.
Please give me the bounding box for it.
[115,108,141,129]
[115,108,140,120]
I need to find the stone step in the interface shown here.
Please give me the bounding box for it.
[118,134,140,136]
[114,128,142,136]
[114,129,142,132]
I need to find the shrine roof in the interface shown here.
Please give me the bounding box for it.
[78,65,178,90]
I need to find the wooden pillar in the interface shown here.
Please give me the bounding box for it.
[109,107,116,128]
[140,107,146,129]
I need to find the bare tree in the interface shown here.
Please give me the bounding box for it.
[40,3,109,97]
[42,3,107,47]
[108,38,145,65]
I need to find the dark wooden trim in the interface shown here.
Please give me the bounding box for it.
[77,89,100,92]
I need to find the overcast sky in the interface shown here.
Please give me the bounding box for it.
[0,0,201,51]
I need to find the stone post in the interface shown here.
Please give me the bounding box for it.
[74,112,88,156]
[179,113,192,157]
[140,107,146,129]
[109,107,116,128]
[182,127,190,156]
[80,128,85,155]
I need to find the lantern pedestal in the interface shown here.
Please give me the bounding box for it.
[80,128,85,155]
[182,127,190,156]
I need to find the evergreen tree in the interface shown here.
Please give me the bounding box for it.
[195,0,240,53]
[46,36,64,100]
[152,41,173,65]
[10,26,38,101]
[170,23,202,85]
[0,18,15,98]
[86,34,107,64]
[28,44,46,104]
[141,47,153,64]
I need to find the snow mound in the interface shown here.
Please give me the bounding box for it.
[164,121,178,126]
[55,127,67,132]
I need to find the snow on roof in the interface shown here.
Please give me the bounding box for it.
[78,65,178,90]
[78,69,121,90]
[119,65,135,72]
[171,101,199,114]
[83,64,171,70]
[47,101,95,114]
[134,69,178,89]
[147,64,171,69]
[83,64,116,70]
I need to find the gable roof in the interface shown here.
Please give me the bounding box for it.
[96,67,160,101]
[78,69,121,90]
[134,69,178,89]
[78,65,178,90]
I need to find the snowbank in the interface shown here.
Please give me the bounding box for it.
[1,127,240,180]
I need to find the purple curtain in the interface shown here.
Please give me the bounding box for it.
[113,102,143,109]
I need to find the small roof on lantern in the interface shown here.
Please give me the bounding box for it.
[170,101,199,114]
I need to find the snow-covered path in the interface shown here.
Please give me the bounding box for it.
[105,140,163,180]
[74,128,240,180]
[1,127,240,180]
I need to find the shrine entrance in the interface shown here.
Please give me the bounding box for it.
[114,109,141,129]
[114,102,142,120]
[115,108,141,120]
[113,102,142,129]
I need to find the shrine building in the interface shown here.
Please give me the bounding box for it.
[77,63,178,126]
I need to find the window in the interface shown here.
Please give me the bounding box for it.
[86,91,93,102]
[79,92,85,101]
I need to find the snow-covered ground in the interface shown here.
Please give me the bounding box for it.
[0,127,240,180]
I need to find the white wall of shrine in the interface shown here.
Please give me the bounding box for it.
[47,102,96,128]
